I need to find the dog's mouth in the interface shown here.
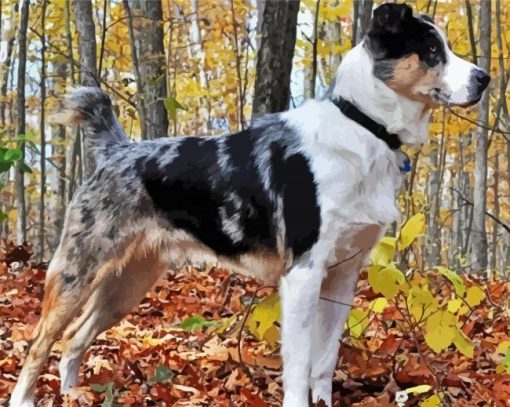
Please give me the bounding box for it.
[429,88,481,108]
[430,88,450,104]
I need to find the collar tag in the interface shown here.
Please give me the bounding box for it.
[396,151,411,173]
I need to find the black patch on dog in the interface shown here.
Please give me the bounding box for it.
[223,128,276,249]
[139,134,275,256]
[137,123,321,260]
[365,3,447,78]
[269,143,321,258]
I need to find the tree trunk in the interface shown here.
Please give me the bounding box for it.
[73,0,97,177]
[73,0,97,86]
[465,0,477,65]
[14,0,29,245]
[127,0,168,139]
[252,0,300,120]
[0,3,15,127]
[310,0,320,99]
[189,0,212,133]
[468,1,491,272]
[229,0,246,131]
[491,152,499,271]
[425,136,441,267]
[123,0,148,138]
[352,0,373,46]
[66,0,82,199]
[39,0,48,261]
[52,64,67,253]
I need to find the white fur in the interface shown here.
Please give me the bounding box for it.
[444,51,479,105]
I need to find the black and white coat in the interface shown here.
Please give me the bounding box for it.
[11,4,489,407]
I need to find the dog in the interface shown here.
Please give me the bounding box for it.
[10,3,489,406]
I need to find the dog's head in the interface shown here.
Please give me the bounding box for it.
[365,3,489,108]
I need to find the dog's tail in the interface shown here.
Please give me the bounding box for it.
[50,87,129,152]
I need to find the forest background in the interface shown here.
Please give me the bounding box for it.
[0,0,510,406]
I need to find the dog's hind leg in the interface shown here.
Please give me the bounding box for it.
[59,251,164,393]
[9,249,94,407]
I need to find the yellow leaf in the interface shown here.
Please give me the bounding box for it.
[370,297,389,313]
[425,310,457,353]
[408,286,438,321]
[454,330,474,358]
[246,293,280,346]
[398,213,426,250]
[370,237,397,266]
[347,308,370,338]
[465,285,485,308]
[447,299,462,314]
[428,122,443,133]
[421,394,442,407]
[497,341,510,354]
[368,265,405,300]
[405,384,432,395]
[435,267,465,297]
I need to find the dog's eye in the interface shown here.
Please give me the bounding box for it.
[429,45,437,53]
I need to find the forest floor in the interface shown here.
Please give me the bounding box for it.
[1,243,510,406]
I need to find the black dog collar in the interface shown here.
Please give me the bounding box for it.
[332,96,403,150]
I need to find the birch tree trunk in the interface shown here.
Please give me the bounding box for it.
[190,0,212,133]
[0,3,15,127]
[127,0,168,139]
[468,1,491,272]
[252,0,300,120]
[0,2,15,238]
[14,0,29,244]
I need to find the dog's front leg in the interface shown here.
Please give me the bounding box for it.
[280,259,324,407]
[309,258,362,406]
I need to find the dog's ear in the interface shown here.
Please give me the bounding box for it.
[371,3,413,33]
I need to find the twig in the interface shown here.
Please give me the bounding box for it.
[451,187,510,234]
[446,106,510,141]
[327,249,364,270]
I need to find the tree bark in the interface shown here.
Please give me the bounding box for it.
[14,0,29,245]
[127,0,168,139]
[465,0,477,65]
[310,0,320,99]
[189,0,212,133]
[352,0,373,46]
[73,0,97,177]
[52,63,67,253]
[252,0,300,120]
[123,0,148,138]
[39,0,48,261]
[0,3,15,127]
[468,1,491,272]
[73,0,98,86]
[65,0,82,200]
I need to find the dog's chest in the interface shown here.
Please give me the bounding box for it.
[310,146,403,266]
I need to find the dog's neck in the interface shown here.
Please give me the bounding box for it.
[326,43,431,146]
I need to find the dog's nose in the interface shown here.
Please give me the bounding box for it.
[473,69,490,92]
